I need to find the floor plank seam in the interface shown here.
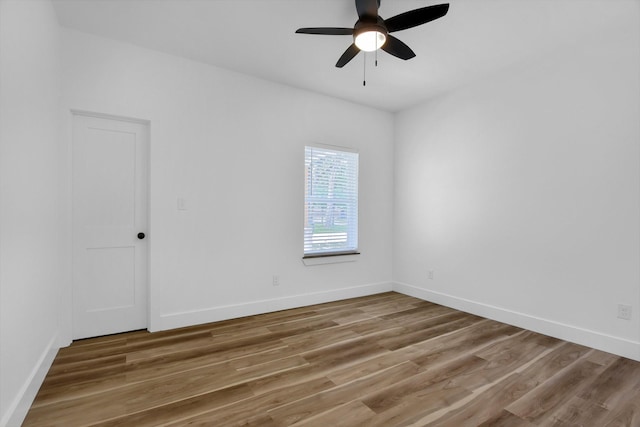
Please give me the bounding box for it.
[393,340,571,426]
[30,344,301,411]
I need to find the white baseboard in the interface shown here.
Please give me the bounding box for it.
[154,282,394,332]
[393,282,640,362]
[1,333,59,427]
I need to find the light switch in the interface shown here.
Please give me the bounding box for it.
[177,197,187,210]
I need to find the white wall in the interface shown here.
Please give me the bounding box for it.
[0,0,62,425]
[394,4,640,360]
[60,29,395,333]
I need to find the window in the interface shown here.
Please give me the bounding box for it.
[304,145,359,257]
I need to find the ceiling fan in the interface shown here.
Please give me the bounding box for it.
[296,0,449,68]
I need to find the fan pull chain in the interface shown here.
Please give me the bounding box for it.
[363,52,366,86]
[375,36,378,67]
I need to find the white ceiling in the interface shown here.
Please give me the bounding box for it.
[52,0,631,112]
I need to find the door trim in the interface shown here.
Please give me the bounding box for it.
[71,109,150,125]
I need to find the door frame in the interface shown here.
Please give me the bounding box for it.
[64,109,151,342]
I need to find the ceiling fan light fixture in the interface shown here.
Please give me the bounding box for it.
[354,30,386,52]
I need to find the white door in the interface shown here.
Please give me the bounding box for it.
[72,113,149,339]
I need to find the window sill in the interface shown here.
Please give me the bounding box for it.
[302,252,360,266]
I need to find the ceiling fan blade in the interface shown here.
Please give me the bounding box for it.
[336,43,360,68]
[296,27,354,35]
[385,3,449,33]
[381,35,416,60]
[355,0,379,19]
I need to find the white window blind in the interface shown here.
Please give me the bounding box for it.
[304,145,359,256]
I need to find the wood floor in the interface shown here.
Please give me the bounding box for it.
[24,292,640,426]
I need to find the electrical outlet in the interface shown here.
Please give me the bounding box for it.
[272,275,280,286]
[618,304,632,320]
[428,270,434,280]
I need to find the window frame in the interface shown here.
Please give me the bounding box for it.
[303,144,360,260]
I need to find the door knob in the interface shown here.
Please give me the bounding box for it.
[137,232,145,240]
